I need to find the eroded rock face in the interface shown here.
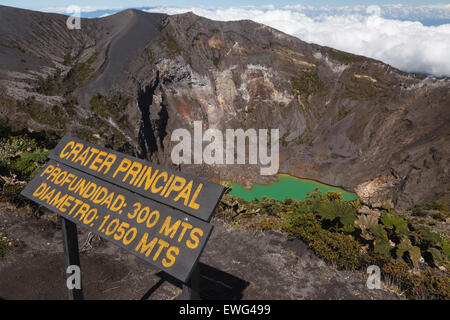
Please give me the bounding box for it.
[355,175,403,209]
[0,7,449,209]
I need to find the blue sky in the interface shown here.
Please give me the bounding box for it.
[1,0,449,11]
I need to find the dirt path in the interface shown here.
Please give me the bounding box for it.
[0,203,400,300]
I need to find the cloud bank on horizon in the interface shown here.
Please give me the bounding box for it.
[42,4,450,77]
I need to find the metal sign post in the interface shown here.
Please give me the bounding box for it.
[61,218,83,300]
[182,263,200,300]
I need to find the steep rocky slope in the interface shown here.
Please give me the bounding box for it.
[0,6,449,209]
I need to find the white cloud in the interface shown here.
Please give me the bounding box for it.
[40,6,124,13]
[38,4,450,76]
[145,5,450,77]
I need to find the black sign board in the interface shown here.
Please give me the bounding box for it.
[20,136,226,288]
[48,136,225,222]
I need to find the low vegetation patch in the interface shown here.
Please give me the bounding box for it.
[292,71,324,99]
[0,131,54,206]
[0,230,20,260]
[332,105,353,125]
[216,189,449,299]
[35,68,62,95]
[86,92,131,151]
[326,48,365,65]
[412,202,448,221]
[89,93,129,122]
[162,33,182,56]
[74,52,99,85]
[62,52,99,87]
[15,97,67,130]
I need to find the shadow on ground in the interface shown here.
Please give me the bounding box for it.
[145,263,250,300]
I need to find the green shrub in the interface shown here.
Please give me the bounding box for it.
[254,196,285,217]
[427,248,446,268]
[0,132,53,205]
[432,211,447,222]
[316,200,356,228]
[383,259,450,299]
[424,201,447,212]
[12,148,50,180]
[413,226,441,248]
[35,68,62,95]
[348,198,362,210]
[396,237,421,268]
[0,230,21,260]
[212,55,220,67]
[440,239,450,259]
[292,71,324,99]
[382,259,410,288]
[89,93,129,128]
[326,49,364,65]
[0,184,26,205]
[63,52,72,65]
[370,224,391,257]
[74,52,99,85]
[381,212,408,237]
[354,214,378,240]
[282,212,363,269]
[63,52,99,87]
[0,231,11,259]
[0,135,49,179]
[412,205,428,217]
[164,33,182,56]
[332,105,352,124]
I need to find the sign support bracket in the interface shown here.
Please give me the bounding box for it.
[62,217,84,300]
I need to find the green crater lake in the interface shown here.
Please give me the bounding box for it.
[225,174,358,202]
